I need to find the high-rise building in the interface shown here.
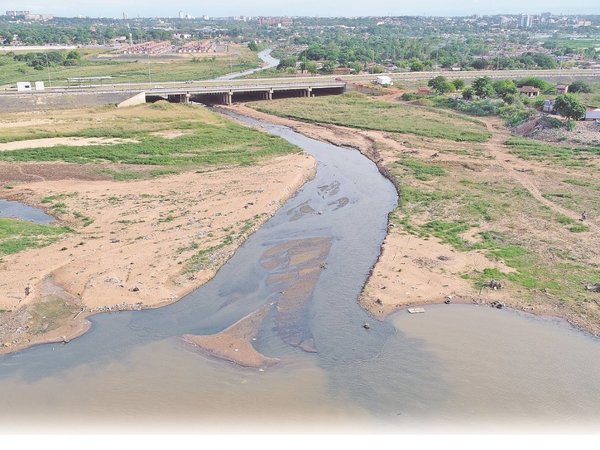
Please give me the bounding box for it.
[519,14,532,28]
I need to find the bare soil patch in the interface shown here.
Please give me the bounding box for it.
[0,153,316,353]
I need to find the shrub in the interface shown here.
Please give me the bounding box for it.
[569,81,592,94]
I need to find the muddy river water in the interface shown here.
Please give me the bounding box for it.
[1,113,599,432]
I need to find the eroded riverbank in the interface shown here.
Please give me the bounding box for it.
[234,103,600,338]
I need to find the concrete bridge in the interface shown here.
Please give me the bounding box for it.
[144,80,347,105]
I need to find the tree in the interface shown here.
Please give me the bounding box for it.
[247,41,259,52]
[277,56,297,71]
[409,58,423,72]
[516,77,553,93]
[472,76,495,98]
[554,94,586,122]
[492,79,517,99]
[470,58,487,70]
[303,60,318,74]
[428,76,454,95]
[349,61,362,74]
[452,79,465,90]
[321,60,336,74]
[462,87,474,100]
[569,81,592,94]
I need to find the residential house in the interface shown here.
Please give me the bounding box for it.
[333,67,353,75]
[518,86,540,97]
[556,84,569,94]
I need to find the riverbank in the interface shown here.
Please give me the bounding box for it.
[0,154,316,353]
[0,103,317,354]
[233,102,600,337]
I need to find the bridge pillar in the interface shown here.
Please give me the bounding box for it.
[268,89,273,100]
[305,87,313,97]
[226,91,233,105]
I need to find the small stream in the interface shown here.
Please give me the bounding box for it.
[0,111,599,431]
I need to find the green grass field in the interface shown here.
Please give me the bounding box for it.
[0,47,260,87]
[0,103,299,168]
[0,218,71,255]
[251,92,491,142]
[505,136,600,166]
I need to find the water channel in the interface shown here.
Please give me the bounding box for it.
[214,49,279,81]
[0,112,599,432]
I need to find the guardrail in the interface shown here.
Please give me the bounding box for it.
[1,69,598,96]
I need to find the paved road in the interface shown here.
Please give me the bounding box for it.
[1,68,597,97]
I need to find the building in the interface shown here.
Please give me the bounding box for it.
[519,14,533,28]
[333,67,353,75]
[24,13,53,21]
[518,86,540,97]
[584,109,600,121]
[418,86,432,95]
[5,10,29,17]
[176,40,217,53]
[16,81,32,92]
[121,41,172,55]
[257,17,293,26]
[542,99,555,113]
[556,84,569,94]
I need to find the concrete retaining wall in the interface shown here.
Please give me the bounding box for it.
[0,91,141,112]
[117,92,147,108]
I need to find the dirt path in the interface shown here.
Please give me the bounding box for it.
[480,117,598,232]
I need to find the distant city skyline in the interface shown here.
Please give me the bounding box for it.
[3,0,600,18]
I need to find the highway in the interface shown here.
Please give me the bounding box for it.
[1,68,598,97]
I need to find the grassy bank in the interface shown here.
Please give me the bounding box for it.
[0,103,299,170]
[250,92,600,331]
[0,46,260,87]
[251,92,491,142]
[0,218,71,255]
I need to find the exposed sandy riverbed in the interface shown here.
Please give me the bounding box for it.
[0,137,138,151]
[232,104,600,336]
[0,152,316,353]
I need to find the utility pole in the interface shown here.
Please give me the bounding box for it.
[146,52,152,84]
[44,52,52,87]
[371,49,375,74]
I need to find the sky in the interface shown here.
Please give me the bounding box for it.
[4,0,600,18]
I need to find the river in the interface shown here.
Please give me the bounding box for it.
[214,49,279,81]
[0,112,599,432]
